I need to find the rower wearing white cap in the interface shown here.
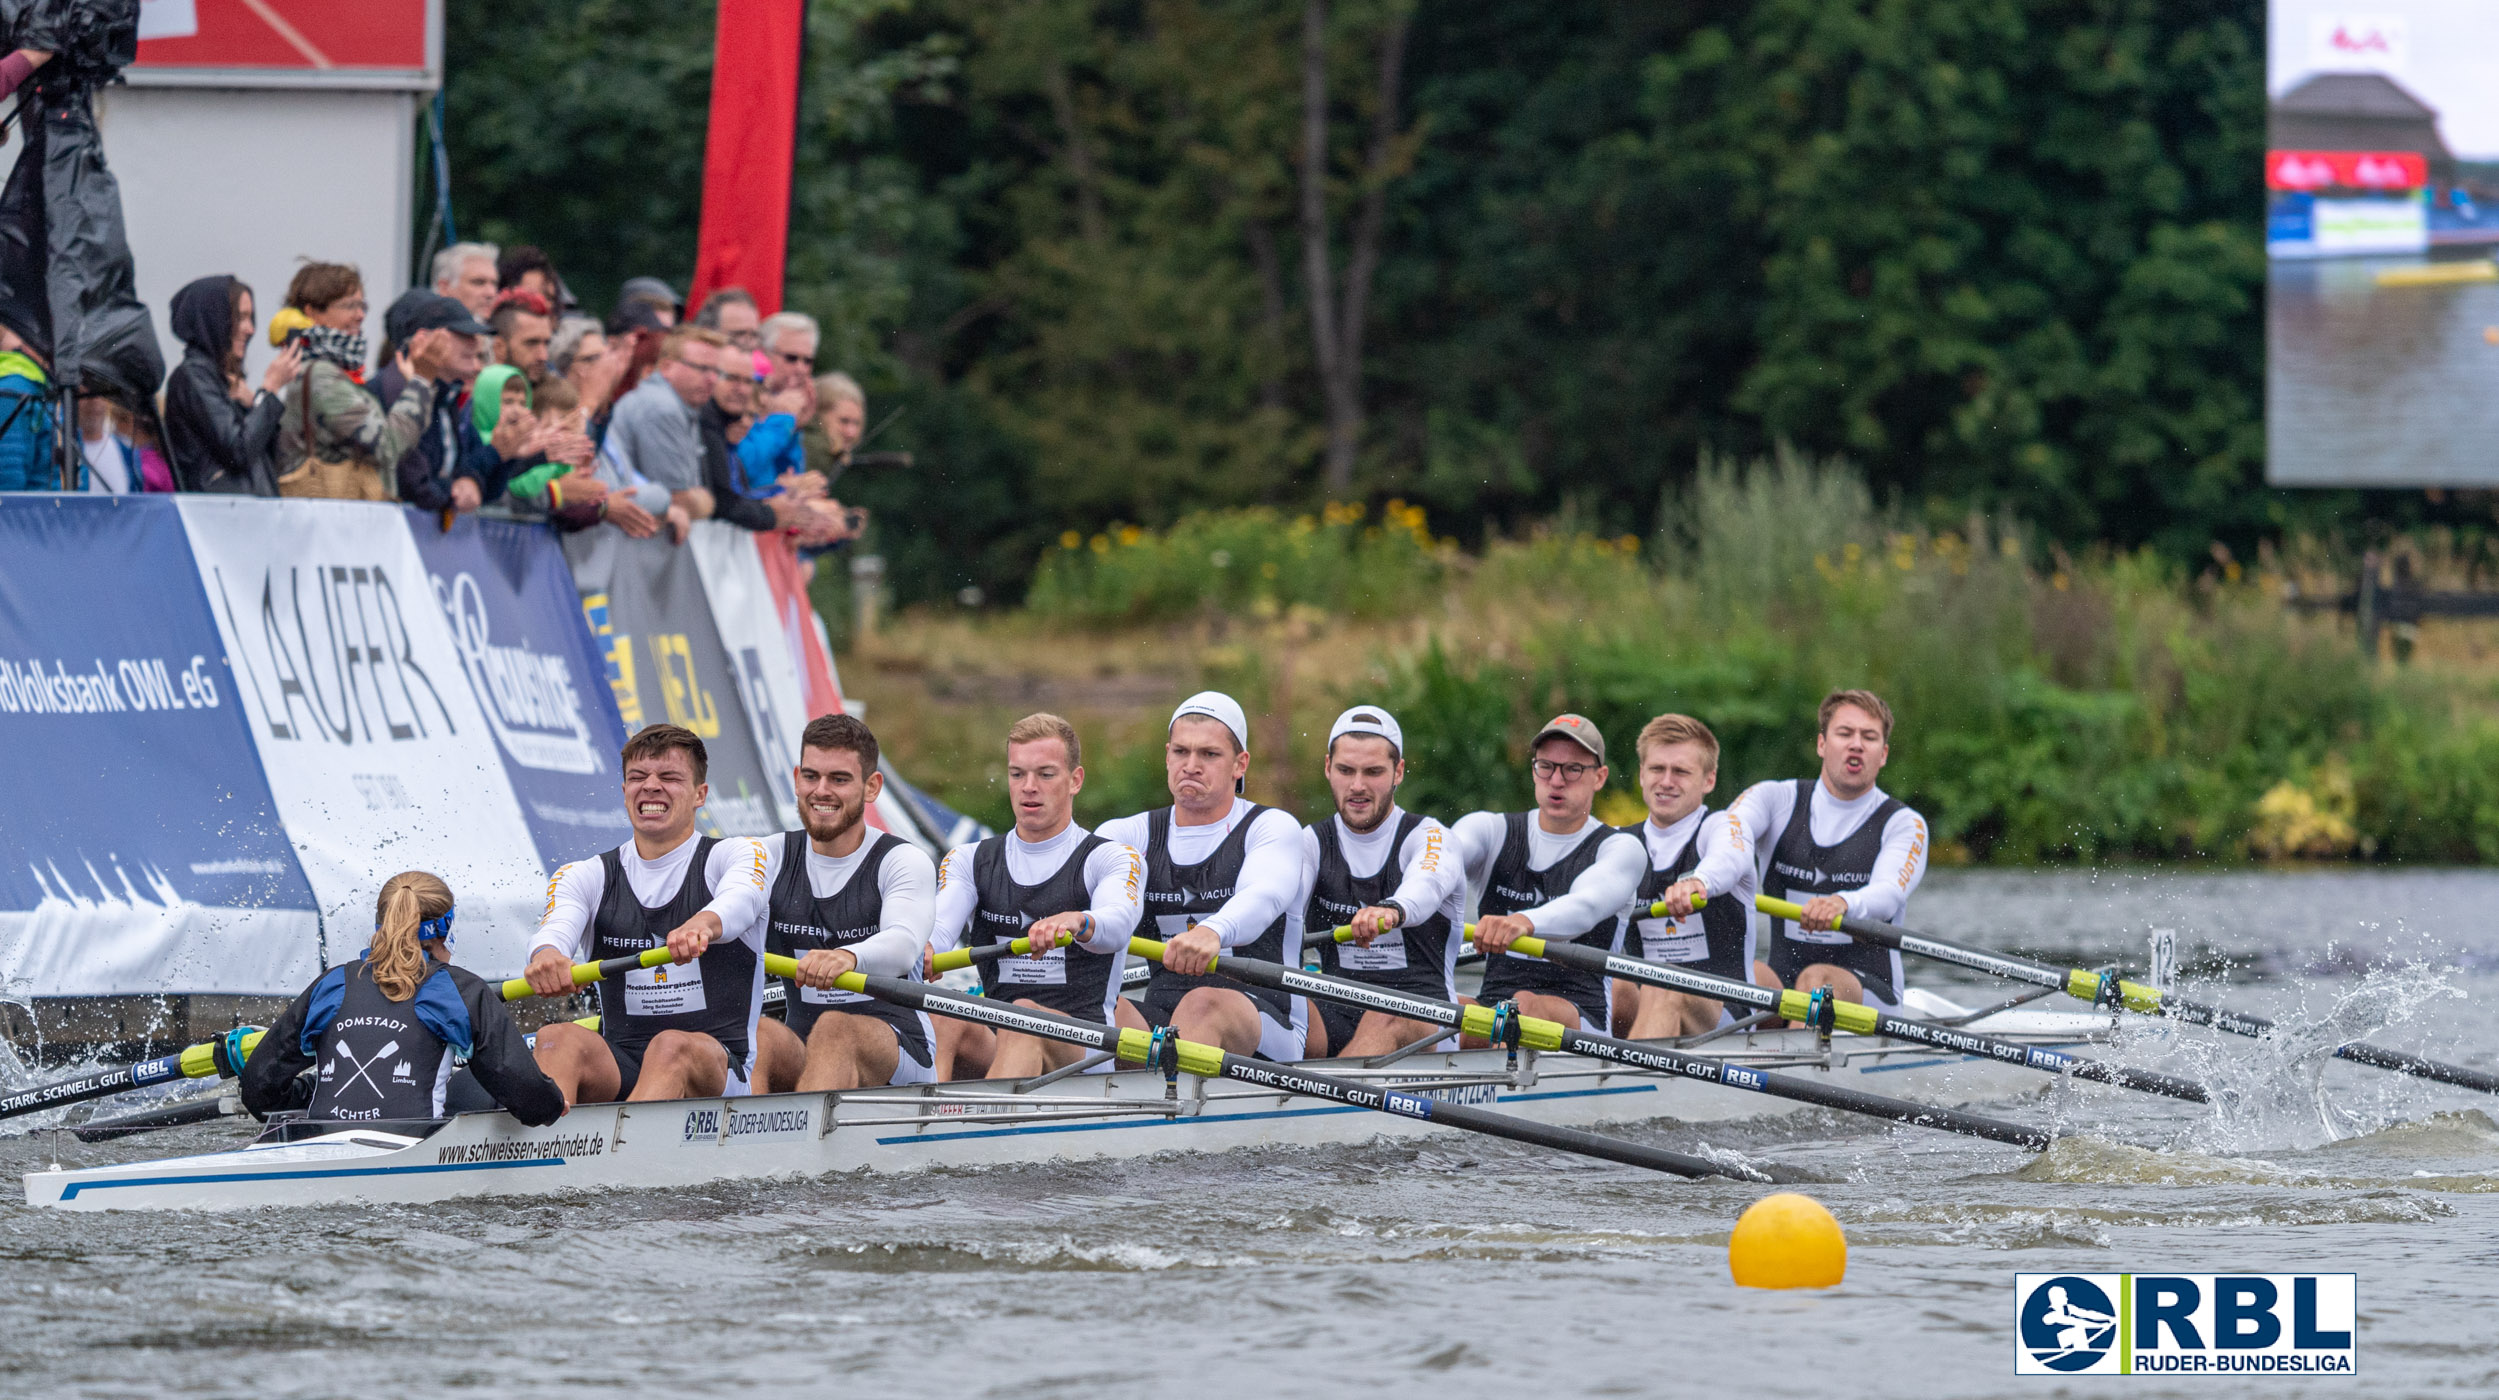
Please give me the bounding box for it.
[1452,713,1645,1034]
[1296,705,1467,1057]
[1612,713,1768,1038]
[1724,688,1927,1013]
[1098,691,1309,1060]
[928,713,1146,1078]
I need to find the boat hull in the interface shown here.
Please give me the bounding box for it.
[23,1016,2114,1211]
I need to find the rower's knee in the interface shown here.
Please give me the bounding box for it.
[644,1029,727,1076]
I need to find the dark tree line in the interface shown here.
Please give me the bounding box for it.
[450,0,2301,605]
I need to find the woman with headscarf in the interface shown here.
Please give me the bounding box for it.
[160,276,303,494]
[238,870,566,1125]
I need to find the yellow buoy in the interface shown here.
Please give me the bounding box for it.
[1728,1192,1846,1289]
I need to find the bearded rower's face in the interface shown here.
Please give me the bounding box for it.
[1326,735,1402,834]
[1816,703,1890,799]
[794,744,877,846]
[623,749,706,843]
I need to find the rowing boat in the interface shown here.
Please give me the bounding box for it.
[23,994,2106,1211]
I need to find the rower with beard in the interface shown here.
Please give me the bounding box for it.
[1453,714,1645,1037]
[927,712,1145,1078]
[749,714,940,1093]
[1296,706,1467,1057]
[1099,692,1309,1061]
[525,724,773,1103]
[1611,714,1768,1038]
[1726,689,1929,1012]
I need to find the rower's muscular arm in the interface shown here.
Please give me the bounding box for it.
[1074,842,1146,952]
[1386,818,1463,929]
[1838,807,1929,924]
[1448,810,1508,896]
[525,859,606,994]
[1723,780,1795,886]
[927,843,980,958]
[1510,829,1645,939]
[1687,806,1757,900]
[851,845,938,978]
[695,838,772,943]
[1190,808,1305,949]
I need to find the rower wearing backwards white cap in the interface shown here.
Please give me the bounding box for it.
[1452,713,1645,1035]
[1098,691,1309,1060]
[1295,705,1468,1057]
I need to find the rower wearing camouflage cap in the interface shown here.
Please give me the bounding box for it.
[1452,713,1645,1036]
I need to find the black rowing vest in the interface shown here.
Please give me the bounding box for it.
[1140,805,1296,1024]
[591,837,758,1074]
[305,959,455,1122]
[1474,811,1623,1015]
[971,831,1119,1019]
[1762,778,1908,1003]
[1624,810,1753,981]
[1308,811,1459,1000]
[765,831,931,1064]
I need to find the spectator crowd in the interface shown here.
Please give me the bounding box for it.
[0,241,871,554]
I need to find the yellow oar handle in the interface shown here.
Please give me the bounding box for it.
[825,963,1236,1076]
[1644,894,1707,917]
[929,936,1044,974]
[1127,935,1216,972]
[177,1030,266,1079]
[496,947,675,1003]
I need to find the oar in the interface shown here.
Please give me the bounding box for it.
[1134,936,2053,1150]
[0,951,682,1126]
[1409,915,2210,1103]
[769,952,1758,1180]
[1754,895,2499,1096]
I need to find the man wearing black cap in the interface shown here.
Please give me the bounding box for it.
[1451,713,1645,1034]
[377,292,522,513]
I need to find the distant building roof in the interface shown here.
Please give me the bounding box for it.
[2271,72,2452,163]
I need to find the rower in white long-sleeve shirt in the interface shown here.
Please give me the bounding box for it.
[1452,713,1645,1036]
[1297,706,1469,1057]
[1613,713,1769,1039]
[749,715,940,1094]
[928,712,1145,1079]
[1724,689,1929,1012]
[524,724,773,1104]
[1097,691,1309,1062]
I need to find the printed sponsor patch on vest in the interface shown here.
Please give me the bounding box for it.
[1634,912,1709,963]
[1339,930,1411,971]
[625,958,707,1016]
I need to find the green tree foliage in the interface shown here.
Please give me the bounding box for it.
[444,0,2275,603]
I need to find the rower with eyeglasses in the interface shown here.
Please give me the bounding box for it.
[1450,713,1645,1039]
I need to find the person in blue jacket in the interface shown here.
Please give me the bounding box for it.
[240,871,565,1125]
[0,319,54,491]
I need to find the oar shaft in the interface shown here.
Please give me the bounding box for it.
[1511,933,2208,1104]
[1753,895,2499,1098]
[1159,938,2052,1150]
[0,1030,264,1123]
[774,954,1740,1179]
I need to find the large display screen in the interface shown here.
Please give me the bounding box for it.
[2268,4,2499,485]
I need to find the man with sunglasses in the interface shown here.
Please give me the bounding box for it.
[1451,714,1644,1034]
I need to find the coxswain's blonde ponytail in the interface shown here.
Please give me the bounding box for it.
[370,870,455,1001]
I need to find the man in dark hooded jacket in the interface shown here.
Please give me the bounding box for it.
[161,275,300,494]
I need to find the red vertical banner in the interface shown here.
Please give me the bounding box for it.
[690,0,808,314]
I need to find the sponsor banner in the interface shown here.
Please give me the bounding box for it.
[559,526,782,836]
[0,499,320,996]
[687,522,810,831]
[754,532,844,718]
[2015,1273,2357,1375]
[176,498,550,978]
[404,511,632,864]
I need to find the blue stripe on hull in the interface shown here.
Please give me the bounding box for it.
[56,1156,565,1201]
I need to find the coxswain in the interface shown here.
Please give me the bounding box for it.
[1453,713,1644,1036]
[1726,689,1928,1011]
[927,713,1145,1078]
[1611,714,1769,1038]
[749,714,940,1093]
[1297,705,1466,1057]
[524,723,772,1103]
[1099,692,1309,1060]
[239,871,564,1125]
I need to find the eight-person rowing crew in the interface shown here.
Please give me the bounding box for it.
[238,686,1926,1121]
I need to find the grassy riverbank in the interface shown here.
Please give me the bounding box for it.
[831,454,2499,865]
